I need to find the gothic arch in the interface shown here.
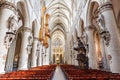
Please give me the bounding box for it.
[51,24,66,39]
[46,2,71,14]
[4,4,31,71]
[16,1,30,27]
[51,30,65,64]
[49,17,68,31]
[86,1,100,27]
[51,27,65,36]
[32,20,39,37]
[49,11,70,24]
[86,1,102,36]
[5,29,23,72]
[27,20,38,68]
[50,21,67,33]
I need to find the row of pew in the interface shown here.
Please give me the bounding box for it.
[60,65,120,80]
[0,65,56,80]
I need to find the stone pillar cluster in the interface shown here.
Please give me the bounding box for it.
[0,0,120,74]
[85,1,120,73]
[98,2,120,73]
[0,1,50,74]
[18,27,32,70]
[31,37,39,67]
[85,26,98,69]
[0,1,18,74]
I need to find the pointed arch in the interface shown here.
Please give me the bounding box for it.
[86,1,100,26]
[17,1,30,27]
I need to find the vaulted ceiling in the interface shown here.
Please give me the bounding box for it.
[44,0,72,32]
[40,0,79,44]
[42,0,74,43]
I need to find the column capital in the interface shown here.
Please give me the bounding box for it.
[34,37,39,41]
[98,2,113,14]
[85,25,96,32]
[22,27,32,33]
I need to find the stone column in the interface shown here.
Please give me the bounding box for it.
[46,47,50,65]
[85,26,98,69]
[99,2,120,73]
[18,27,31,70]
[31,37,39,67]
[72,45,75,65]
[49,39,52,64]
[42,46,46,65]
[40,45,44,66]
[72,31,78,65]
[71,50,74,65]
[100,37,110,71]
[0,1,17,74]
[37,43,42,66]
[43,47,46,65]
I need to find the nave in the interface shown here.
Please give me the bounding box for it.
[52,66,66,80]
[0,0,120,74]
[0,65,120,80]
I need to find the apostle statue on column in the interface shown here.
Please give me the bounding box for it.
[74,37,88,69]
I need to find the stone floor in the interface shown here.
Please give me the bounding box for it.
[52,66,66,80]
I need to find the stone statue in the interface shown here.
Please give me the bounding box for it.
[97,14,111,46]
[36,43,40,56]
[74,37,88,69]
[8,16,18,33]
[26,35,33,54]
[4,15,18,49]
[74,37,86,53]
[76,50,86,69]
[97,14,106,30]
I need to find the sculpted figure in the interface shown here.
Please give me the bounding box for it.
[4,16,18,49]
[74,37,88,69]
[97,15,111,46]
[8,16,18,33]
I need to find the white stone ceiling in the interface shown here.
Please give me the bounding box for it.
[44,0,72,31]
[40,0,80,44]
[51,30,65,46]
[42,0,74,43]
[51,30,65,53]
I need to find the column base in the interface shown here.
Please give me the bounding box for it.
[0,70,5,74]
[37,65,42,67]
[31,66,37,68]
[18,67,28,70]
[111,70,120,74]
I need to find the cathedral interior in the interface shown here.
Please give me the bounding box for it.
[0,0,120,80]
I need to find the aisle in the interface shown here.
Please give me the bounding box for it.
[52,66,66,80]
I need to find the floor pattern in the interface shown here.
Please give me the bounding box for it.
[52,66,66,80]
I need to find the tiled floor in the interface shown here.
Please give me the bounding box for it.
[52,66,66,80]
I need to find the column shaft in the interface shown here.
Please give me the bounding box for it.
[100,38,110,71]
[38,44,42,66]
[46,48,50,65]
[31,39,38,67]
[0,8,14,74]
[99,3,120,73]
[18,30,31,70]
[86,26,98,69]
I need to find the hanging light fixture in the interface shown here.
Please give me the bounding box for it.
[39,6,46,42]
[45,14,50,38]
[43,13,50,48]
